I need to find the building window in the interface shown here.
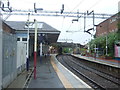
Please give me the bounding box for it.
[17,38,20,41]
[22,38,27,41]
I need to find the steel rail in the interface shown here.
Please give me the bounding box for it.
[66,55,120,86]
[60,55,105,90]
[57,55,119,89]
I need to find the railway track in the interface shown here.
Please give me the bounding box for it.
[57,55,120,90]
[66,56,120,85]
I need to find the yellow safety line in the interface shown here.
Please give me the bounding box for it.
[50,56,74,89]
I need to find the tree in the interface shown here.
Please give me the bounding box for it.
[89,32,118,57]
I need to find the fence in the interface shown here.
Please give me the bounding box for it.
[2,31,17,88]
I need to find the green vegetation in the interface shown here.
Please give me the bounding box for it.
[63,47,73,53]
[80,48,87,55]
[89,32,119,57]
[89,13,120,57]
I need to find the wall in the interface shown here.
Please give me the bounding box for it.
[0,12,2,90]
[3,22,15,34]
[17,42,26,74]
[96,14,118,37]
[2,32,17,88]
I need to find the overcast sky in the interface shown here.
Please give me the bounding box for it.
[1,0,120,45]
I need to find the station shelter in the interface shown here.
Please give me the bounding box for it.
[1,21,60,88]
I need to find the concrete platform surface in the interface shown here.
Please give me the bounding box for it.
[28,56,64,88]
[51,55,92,89]
[5,55,92,89]
[72,54,120,68]
[6,69,33,89]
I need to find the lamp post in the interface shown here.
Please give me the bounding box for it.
[34,19,37,79]
[106,35,108,56]
[33,3,43,79]
[106,19,109,56]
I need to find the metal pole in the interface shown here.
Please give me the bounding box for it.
[40,34,43,57]
[88,39,90,53]
[26,13,30,71]
[106,18,109,56]
[95,44,96,59]
[40,43,42,56]
[39,33,43,63]
[40,42,42,63]
[93,11,95,31]
[106,36,108,56]
[84,13,86,32]
[34,19,37,79]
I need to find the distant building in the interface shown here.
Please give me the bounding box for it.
[95,13,120,58]
[96,14,118,37]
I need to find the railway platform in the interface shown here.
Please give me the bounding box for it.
[72,54,120,68]
[6,54,92,89]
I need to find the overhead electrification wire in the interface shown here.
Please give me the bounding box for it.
[83,0,103,36]
[61,16,65,31]
[70,0,86,12]
[76,0,102,19]
[88,0,103,11]
[67,19,104,33]
[67,22,73,31]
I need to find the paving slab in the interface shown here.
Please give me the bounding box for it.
[28,56,65,88]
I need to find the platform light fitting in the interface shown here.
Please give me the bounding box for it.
[61,4,64,14]
[34,3,37,13]
[72,19,78,23]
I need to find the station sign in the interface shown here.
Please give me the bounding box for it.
[115,42,120,58]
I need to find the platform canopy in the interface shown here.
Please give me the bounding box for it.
[5,21,60,44]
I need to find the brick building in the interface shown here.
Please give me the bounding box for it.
[96,14,118,37]
[95,13,120,58]
[2,22,15,34]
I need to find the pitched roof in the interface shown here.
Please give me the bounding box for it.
[5,21,60,32]
[5,21,60,43]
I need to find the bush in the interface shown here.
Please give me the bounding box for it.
[89,32,118,57]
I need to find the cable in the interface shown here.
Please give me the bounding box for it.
[76,0,103,20]
[61,16,65,31]
[70,0,86,12]
[67,22,73,31]
[67,19,104,33]
[88,0,103,11]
